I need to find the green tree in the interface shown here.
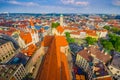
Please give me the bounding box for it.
[100,39,114,50]
[103,26,110,30]
[51,22,60,28]
[111,27,119,33]
[108,33,117,46]
[67,38,75,43]
[114,37,120,52]
[85,37,97,45]
[65,32,70,38]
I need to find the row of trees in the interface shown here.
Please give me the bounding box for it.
[85,37,97,45]
[103,25,120,34]
[100,33,120,52]
[65,32,75,43]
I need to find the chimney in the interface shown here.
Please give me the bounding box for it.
[87,50,90,53]
[105,52,108,55]
[101,49,104,53]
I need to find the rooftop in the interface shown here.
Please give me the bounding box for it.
[30,18,34,27]
[7,53,29,66]
[93,62,109,78]
[111,53,120,69]
[64,27,79,31]
[78,49,93,62]
[88,46,111,64]
[56,26,64,33]
[36,35,70,80]
[0,38,8,45]
[20,31,32,44]
[95,76,112,80]
[41,36,54,47]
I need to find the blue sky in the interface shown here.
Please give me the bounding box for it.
[0,0,120,14]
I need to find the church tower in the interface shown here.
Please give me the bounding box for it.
[30,18,35,29]
[60,14,63,26]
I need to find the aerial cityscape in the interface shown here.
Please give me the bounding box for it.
[0,0,120,80]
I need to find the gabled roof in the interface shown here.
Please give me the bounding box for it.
[19,31,32,44]
[30,18,34,27]
[55,36,68,46]
[41,36,54,47]
[64,27,79,31]
[36,35,71,80]
[78,49,93,62]
[77,46,111,64]
[88,46,111,64]
[56,26,64,33]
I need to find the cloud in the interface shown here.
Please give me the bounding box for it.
[8,1,39,6]
[75,1,89,6]
[112,0,120,6]
[61,0,89,6]
[61,0,74,4]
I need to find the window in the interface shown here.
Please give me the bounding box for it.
[6,55,8,58]
[3,57,5,60]
[117,71,119,73]
[114,74,117,76]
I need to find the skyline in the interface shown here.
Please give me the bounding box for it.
[0,0,120,14]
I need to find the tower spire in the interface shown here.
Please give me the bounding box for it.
[30,18,35,29]
[60,14,63,26]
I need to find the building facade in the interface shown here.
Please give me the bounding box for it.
[108,54,120,80]
[0,64,26,80]
[75,49,93,80]
[0,40,16,63]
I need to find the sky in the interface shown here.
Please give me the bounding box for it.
[0,0,120,14]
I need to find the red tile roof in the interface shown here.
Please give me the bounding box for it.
[22,44,36,56]
[77,46,111,64]
[64,27,79,31]
[88,46,111,64]
[56,26,64,33]
[95,76,112,80]
[78,49,93,62]
[30,18,34,27]
[36,35,70,80]
[70,31,80,35]
[38,28,45,33]
[20,31,32,44]
[85,30,97,36]
[41,36,54,47]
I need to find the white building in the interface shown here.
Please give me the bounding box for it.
[97,30,108,38]
[17,19,39,48]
